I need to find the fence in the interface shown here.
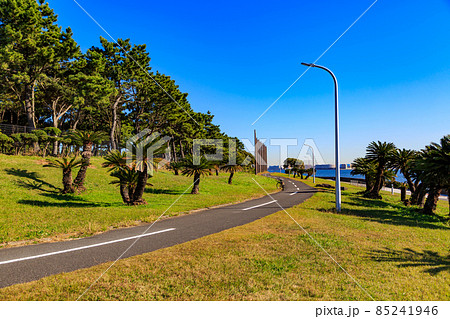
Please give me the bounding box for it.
[0,123,36,136]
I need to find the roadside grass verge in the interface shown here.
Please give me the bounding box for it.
[1,176,448,300]
[0,155,277,246]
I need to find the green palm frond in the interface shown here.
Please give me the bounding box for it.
[44,157,82,169]
[181,156,213,177]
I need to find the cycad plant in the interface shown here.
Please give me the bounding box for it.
[69,130,107,192]
[102,150,135,204]
[391,148,418,195]
[415,135,450,215]
[126,133,169,204]
[221,163,242,184]
[182,156,213,194]
[168,160,183,175]
[351,157,376,193]
[44,157,82,194]
[365,141,396,198]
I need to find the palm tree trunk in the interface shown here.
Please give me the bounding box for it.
[119,184,130,204]
[410,183,422,205]
[74,142,93,192]
[400,186,407,202]
[191,173,200,194]
[422,188,441,215]
[228,172,234,184]
[132,168,148,204]
[369,166,383,198]
[62,168,74,194]
[404,174,416,194]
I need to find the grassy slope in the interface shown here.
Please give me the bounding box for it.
[0,154,277,245]
[1,175,448,300]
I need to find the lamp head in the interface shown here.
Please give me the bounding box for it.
[301,62,314,67]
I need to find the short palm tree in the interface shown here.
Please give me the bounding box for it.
[126,132,169,204]
[415,135,450,215]
[391,148,418,194]
[168,161,183,175]
[110,166,139,204]
[102,150,135,204]
[44,157,82,194]
[351,157,376,193]
[181,156,213,194]
[221,163,242,184]
[365,141,396,198]
[69,130,107,192]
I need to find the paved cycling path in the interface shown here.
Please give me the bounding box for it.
[0,175,316,288]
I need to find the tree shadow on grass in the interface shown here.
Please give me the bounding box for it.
[367,248,450,275]
[316,194,449,230]
[145,188,184,195]
[5,168,58,192]
[5,168,123,208]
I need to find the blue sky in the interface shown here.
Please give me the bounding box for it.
[49,0,450,165]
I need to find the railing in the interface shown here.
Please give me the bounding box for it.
[0,123,36,136]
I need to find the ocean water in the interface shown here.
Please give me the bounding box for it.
[268,168,407,183]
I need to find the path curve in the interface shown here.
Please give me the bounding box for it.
[0,175,315,288]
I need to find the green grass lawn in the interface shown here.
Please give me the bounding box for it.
[1,174,448,300]
[0,154,277,246]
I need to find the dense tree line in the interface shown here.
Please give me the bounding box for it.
[351,136,450,215]
[0,0,248,161]
[0,0,255,205]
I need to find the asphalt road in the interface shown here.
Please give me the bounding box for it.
[0,175,316,288]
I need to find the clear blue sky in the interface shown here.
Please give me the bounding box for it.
[49,0,450,165]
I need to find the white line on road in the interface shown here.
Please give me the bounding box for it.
[289,192,299,196]
[0,228,176,265]
[242,200,277,211]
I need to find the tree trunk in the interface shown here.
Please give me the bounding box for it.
[364,175,373,193]
[171,138,177,162]
[119,184,130,204]
[447,188,450,216]
[215,168,219,176]
[62,168,74,194]
[74,142,93,192]
[179,140,185,159]
[410,183,422,205]
[109,95,121,150]
[191,173,200,194]
[228,172,234,184]
[404,174,416,194]
[132,168,148,204]
[422,188,441,215]
[369,165,383,198]
[400,186,407,202]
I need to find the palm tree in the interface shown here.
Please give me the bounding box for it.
[415,135,450,215]
[110,166,139,204]
[351,157,376,193]
[168,161,183,175]
[222,163,242,184]
[365,141,396,198]
[304,168,314,180]
[391,148,418,195]
[69,130,107,192]
[102,150,134,204]
[44,157,82,194]
[181,156,212,194]
[126,133,169,204]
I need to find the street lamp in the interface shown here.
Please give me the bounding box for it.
[301,62,341,212]
[304,144,315,184]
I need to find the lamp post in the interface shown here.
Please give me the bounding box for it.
[301,62,341,212]
[304,144,315,184]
